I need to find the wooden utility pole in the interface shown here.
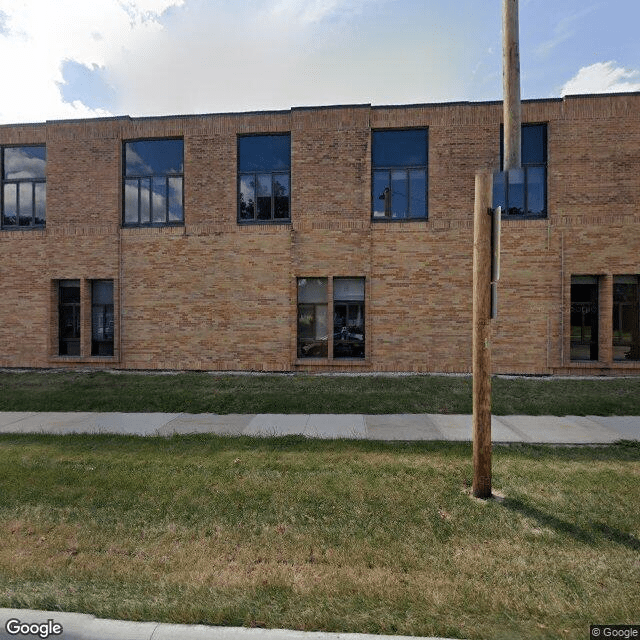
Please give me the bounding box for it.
[503,0,522,171]
[472,172,493,499]
[472,0,521,499]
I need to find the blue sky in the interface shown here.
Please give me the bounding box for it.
[0,0,638,124]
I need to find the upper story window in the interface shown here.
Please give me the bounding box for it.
[495,123,547,218]
[372,129,428,220]
[1,145,46,229]
[238,134,291,223]
[123,139,183,226]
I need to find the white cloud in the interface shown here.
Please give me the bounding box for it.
[560,62,640,96]
[0,0,183,123]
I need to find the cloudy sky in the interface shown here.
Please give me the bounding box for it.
[0,0,638,124]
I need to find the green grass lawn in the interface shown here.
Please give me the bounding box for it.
[1,370,640,415]
[0,434,638,640]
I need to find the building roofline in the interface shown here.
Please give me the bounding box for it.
[0,91,638,129]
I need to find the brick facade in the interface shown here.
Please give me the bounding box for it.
[1,93,639,374]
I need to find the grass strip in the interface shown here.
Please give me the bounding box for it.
[0,434,638,640]
[1,370,640,415]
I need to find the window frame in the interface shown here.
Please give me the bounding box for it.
[297,276,366,362]
[58,280,81,356]
[91,280,115,357]
[371,128,429,221]
[332,277,365,359]
[497,123,547,219]
[122,137,184,228]
[613,275,640,362]
[1,144,47,230]
[237,133,291,224]
[570,275,599,362]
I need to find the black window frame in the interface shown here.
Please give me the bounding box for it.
[1,144,47,230]
[297,276,366,361]
[496,123,547,219]
[91,280,115,357]
[613,275,640,362]
[237,133,291,224]
[123,137,184,228]
[371,128,429,221]
[570,275,599,362]
[333,277,365,359]
[297,277,328,358]
[58,280,81,356]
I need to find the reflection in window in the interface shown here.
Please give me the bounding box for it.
[372,129,428,220]
[570,276,599,361]
[1,146,46,229]
[59,280,81,356]
[333,278,365,358]
[297,278,328,358]
[92,280,114,356]
[613,275,640,361]
[238,135,290,222]
[494,124,547,218]
[123,139,183,226]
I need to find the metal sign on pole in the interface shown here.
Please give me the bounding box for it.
[491,205,501,320]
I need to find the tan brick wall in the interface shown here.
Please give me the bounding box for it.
[0,94,639,374]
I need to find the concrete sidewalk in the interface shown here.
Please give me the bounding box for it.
[0,610,461,640]
[0,411,637,443]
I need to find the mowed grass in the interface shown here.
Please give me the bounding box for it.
[0,434,638,640]
[1,370,640,415]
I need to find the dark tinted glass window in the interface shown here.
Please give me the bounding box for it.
[497,124,547,218]
[373,130,427,167]
[333,278,365,359]
[238,135,291,223]
[59,280,81,356]
[570,276,599,361]
[123,139,183,226]
[521,124,546,165]
[2,146,46,229]
[613,275,640,361]
[372,129,428,220]
[297,278,328,358]
[238,135,290,173]
[125,140,183,176]
[92,280,114,356]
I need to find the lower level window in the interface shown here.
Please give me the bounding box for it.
[333,278,365,358]
[297,278,328,358]
[59,280,80,356]
[613,275,640,361]
[57,278,115,357]
[92,280,114,356]
[297,277,365,359]
[570,276,599,361]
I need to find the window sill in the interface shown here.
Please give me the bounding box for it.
[295,358,369,366]
[50,355,120,364]
[500,213,548,221]
[567,360,640,369]
[238,219,292,226]
[122,222,184,229]
[371,216,428,223]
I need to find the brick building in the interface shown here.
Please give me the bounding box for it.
[1,92,639,375]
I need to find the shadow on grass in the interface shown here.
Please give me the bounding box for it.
[501,497,640,552]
